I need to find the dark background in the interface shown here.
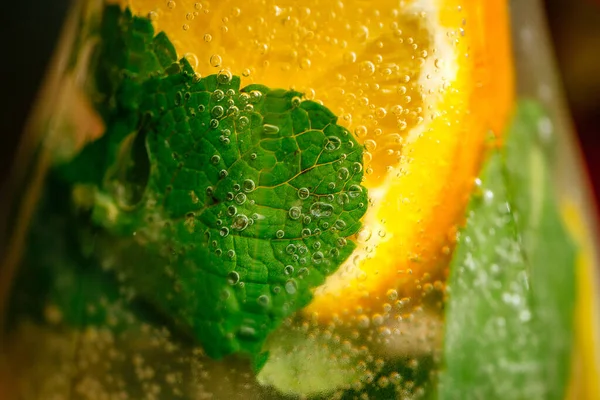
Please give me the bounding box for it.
[0,0,599,200]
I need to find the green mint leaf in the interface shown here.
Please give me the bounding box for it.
[503,100,577,399]
[439,100,577,399]
[62,7,368,360]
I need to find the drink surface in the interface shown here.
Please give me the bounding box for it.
[0,1,592,399]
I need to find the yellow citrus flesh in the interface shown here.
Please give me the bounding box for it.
[117,0,514,321]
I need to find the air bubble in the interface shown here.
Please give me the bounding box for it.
[167,0,176,9]
[227,271,240,285]
[217,69,232,84]
[238,116,250,127]
[227,206,237,216]
[338,168,350,180]
[348,185,363,198]
[212,89,225,102]
[359,61,376,76]
[234,193,247,205]
[309,202,334,218]
[219,169,228,179]
[286,244,297,254]
[312,251,324,264]
[334,219,347,230]
[211,155,221,164]
[354,125,367,137]
[232,214,249,231]
[276,230,285,238]
[263,124,280,135]
[324,136,342,151]
[285,280,297,294]
[288,206,301,220]
[284,265,294,275]
[211,106,224,118]
[298,187,310,199]
[242,179,256,193]
[249,90,262,102]
[220,227,229,237]
[301,228,311,237]
[210,54,222,68]
[299,58,312,70]
[257,295,270,306]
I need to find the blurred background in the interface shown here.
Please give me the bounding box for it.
[0,0,599,201]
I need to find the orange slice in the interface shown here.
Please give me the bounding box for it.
[117,0,514,322]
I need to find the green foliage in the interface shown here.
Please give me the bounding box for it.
[440,100,577,399]
[59,5,367,360]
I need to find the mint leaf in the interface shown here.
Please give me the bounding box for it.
[62,7,368,359]
[439,100,577,399]
[503,100,577,399]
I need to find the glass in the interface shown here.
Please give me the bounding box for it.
[1,0,598,398]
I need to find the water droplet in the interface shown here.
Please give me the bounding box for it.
[288,206,301,220]
[210,54,222,67]
[298,187,310,199]
[262,124,280,135]
[232,214,249,231]
[309,202,334,218]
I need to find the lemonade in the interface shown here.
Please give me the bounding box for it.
[0,0,598,399]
